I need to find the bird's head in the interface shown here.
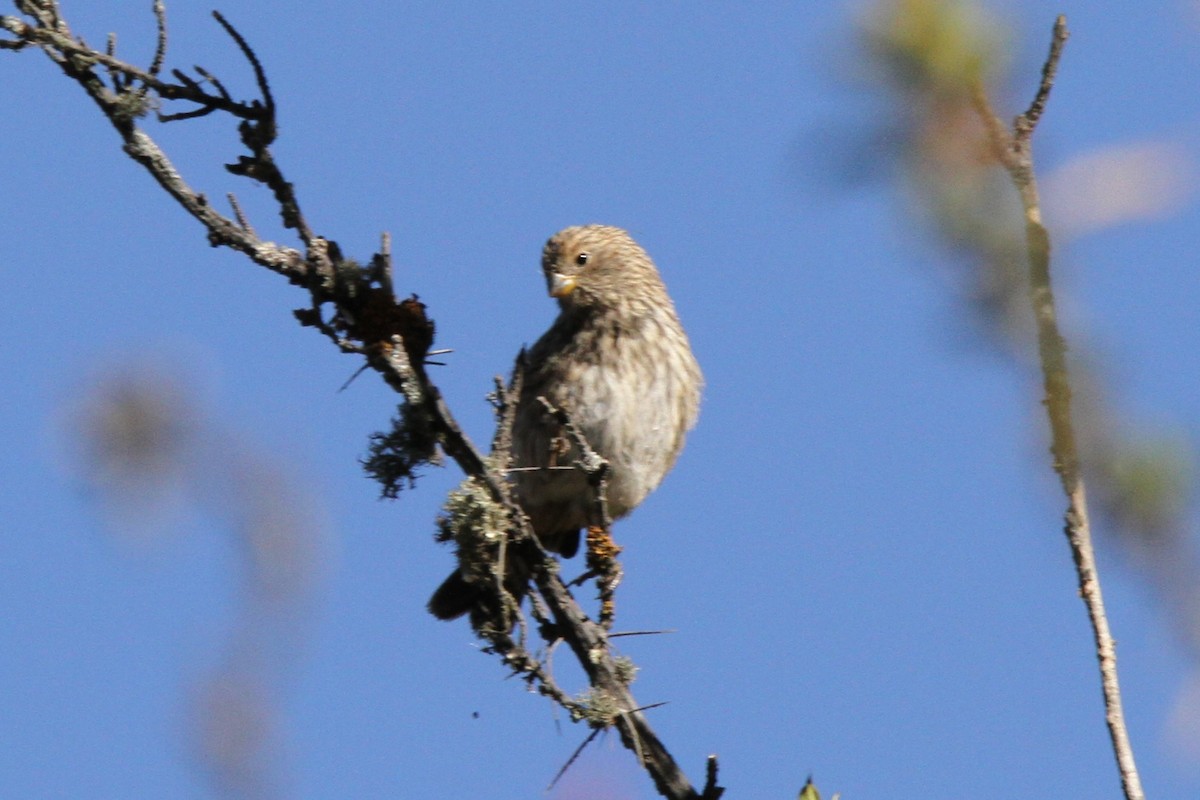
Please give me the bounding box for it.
[541,225,664,312]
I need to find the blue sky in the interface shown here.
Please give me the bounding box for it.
[3,2,1200,798]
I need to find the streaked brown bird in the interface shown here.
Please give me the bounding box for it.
[429,225,702,620]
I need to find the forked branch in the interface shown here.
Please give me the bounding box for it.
[972,16,1144,800]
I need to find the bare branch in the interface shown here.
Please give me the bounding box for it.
[972,16,1144,800]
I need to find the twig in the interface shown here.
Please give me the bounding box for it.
[1017,15,1068,140]
[700,754,724,800]
[973,16,1144,800]
[146,0,166,78]
[210,11,272,117]
[226,192,255,235]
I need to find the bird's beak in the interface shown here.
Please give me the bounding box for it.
[548,272,576,298]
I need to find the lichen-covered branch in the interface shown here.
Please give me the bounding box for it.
[1,2,720,797]
[972,16,1144,800]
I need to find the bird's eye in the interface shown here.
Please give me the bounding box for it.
[575,252,589,266]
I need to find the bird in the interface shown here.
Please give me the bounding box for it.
[428,224,702,621]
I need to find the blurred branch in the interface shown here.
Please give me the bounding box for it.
[76,365,327,796]
[1,2,720,797]
[972,17,1144,800]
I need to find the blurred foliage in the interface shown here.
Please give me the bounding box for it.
[860,0,1006,94]
[1105,434,1194,541]
[857,0,1029,337]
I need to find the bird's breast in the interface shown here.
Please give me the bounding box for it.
[556,319,700,516]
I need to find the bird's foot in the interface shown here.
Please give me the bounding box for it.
[586,524,624,628]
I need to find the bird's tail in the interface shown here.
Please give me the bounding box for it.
[427,528,580,622]
[427,570,480,620]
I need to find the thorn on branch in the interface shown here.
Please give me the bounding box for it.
[547,728,602,793]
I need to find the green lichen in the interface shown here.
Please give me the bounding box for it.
[362,402,441,498]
